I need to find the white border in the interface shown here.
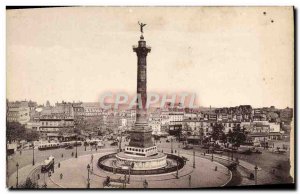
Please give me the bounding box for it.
[1,1,298,194]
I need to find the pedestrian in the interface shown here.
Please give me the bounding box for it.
[61,153,64,158]
[215,166,218,171]
[60,173,63,179]
[71,152,74,157]
[143,179,148,188]
[106,176,110,184]
[58,163,60,168]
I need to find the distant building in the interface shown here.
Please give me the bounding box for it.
[7,101,32,125]
[149,113,162,135]
[160,110,170,126]
[82,102,103,117]
[38,114,74,139]
[168,108,184,136]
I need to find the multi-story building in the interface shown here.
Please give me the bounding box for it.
[38,114,74,139]
[7,101,32,125]
[160,109,170,126]
[253,108,267,121]
[168,107,184,135]
[72,102,85,127]
[54,101,74,117]
[149,112,162,135]
[82,102,103,117]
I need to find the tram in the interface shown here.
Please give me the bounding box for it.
[38,143,60,150]
[60,141,82,148]
[41,156,55,173]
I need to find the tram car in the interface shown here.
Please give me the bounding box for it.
[38,142,60,150]
[41,156,55,173]
[60,141,70,148]
[60,141,82,148]
[72,141,82,146]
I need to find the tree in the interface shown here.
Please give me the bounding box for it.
[25,130,39,142]
[18,178,39,189]
[227,124,246,147]
[7,122,26,143]
[73,127,81,134]
[211,123,225,141]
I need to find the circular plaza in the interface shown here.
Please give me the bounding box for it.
[32,150,231,189]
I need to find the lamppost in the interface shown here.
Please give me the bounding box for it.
[254,164,258,185]
[193,149,195,168]
[176,159,179,179]
[91,154,94,172]
[124,174,127,188]
[16,163,19,188]
[128,167,131,184]
[211,147,214,162]
[171,138,173,154]
[32,143,35,166]
[75,136,78,158]
[119,132,122,152]
[87,164,90,188]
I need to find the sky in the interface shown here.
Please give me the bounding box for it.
[6,7,294,108]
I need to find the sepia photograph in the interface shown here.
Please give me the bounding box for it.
[6,6,295,189]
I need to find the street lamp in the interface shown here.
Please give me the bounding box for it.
[91,154,94,172]
[32,143,35,166]
[176,159,179,179]
[193,149,195,168]
[75,136,78,158]
[119,132,123,152]
[124,174,127,188]
[211,147,214,162]
[16,163,19,188]
[87,164,90,188]
[127,165,131,184]
[171,138,173,154]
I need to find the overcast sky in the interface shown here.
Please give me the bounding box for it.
[7,7,294,108]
